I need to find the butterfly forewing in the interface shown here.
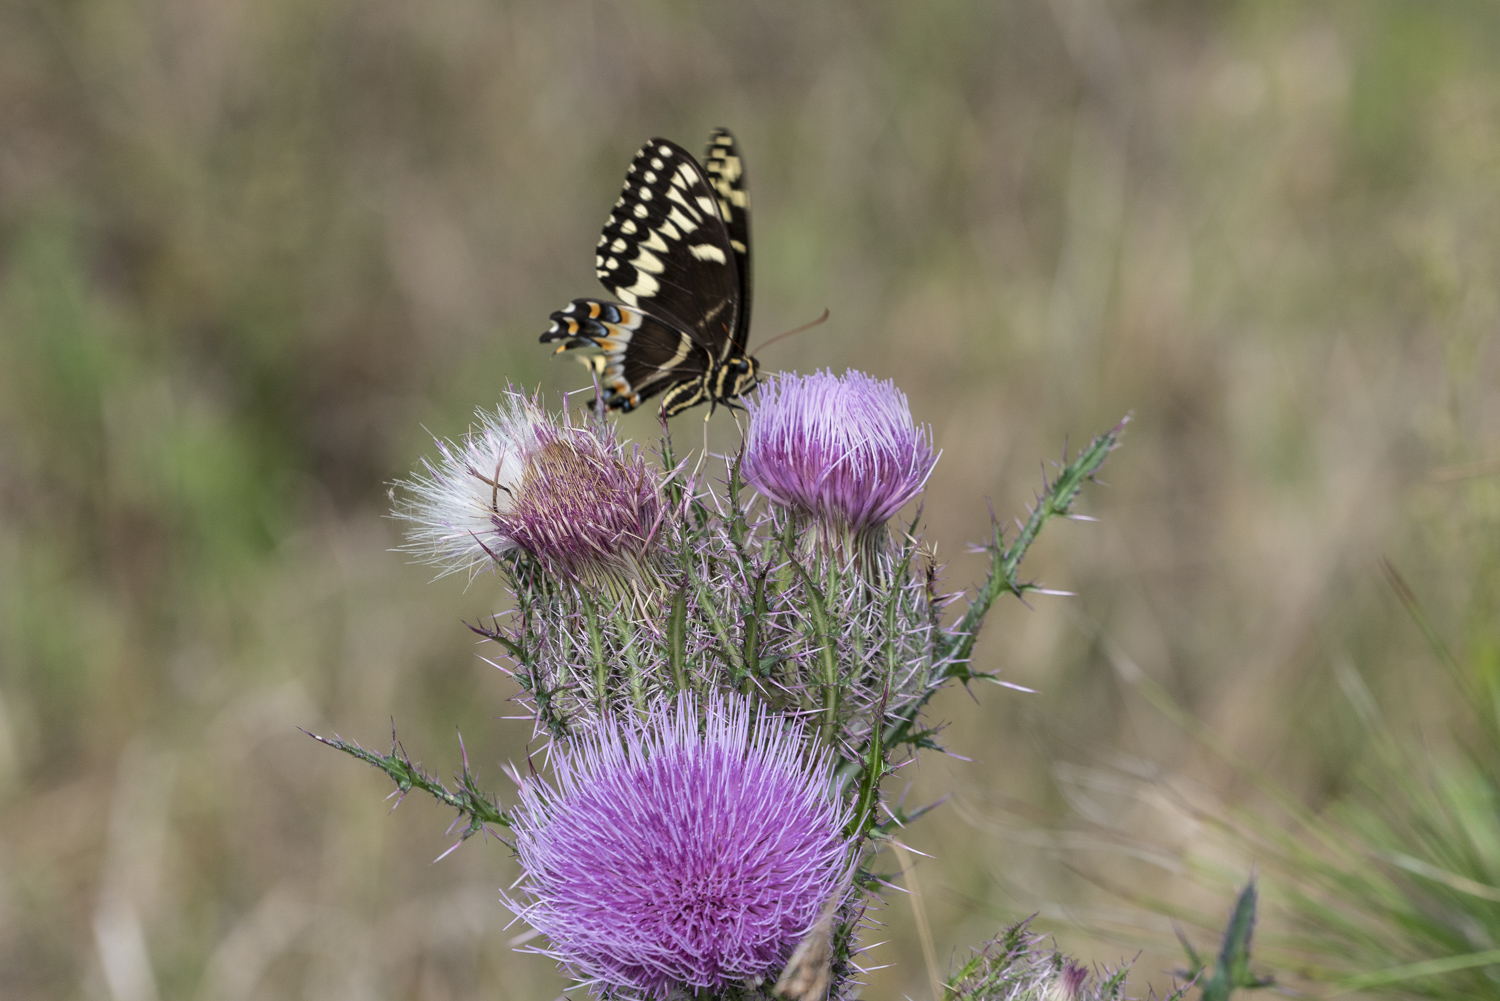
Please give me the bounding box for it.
[595,139,742,350]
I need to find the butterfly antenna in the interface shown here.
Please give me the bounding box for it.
[749,308,829,356]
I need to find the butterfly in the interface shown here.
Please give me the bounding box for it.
[540,129,758,418]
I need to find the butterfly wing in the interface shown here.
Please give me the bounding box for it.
[594,138,743,355]
[540,134,754,414]
[542,298,713,412]
[703,128,752,356]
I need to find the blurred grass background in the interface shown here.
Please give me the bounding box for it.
[4,1,1500,998]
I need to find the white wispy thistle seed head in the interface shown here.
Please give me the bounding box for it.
[395,390,665,585]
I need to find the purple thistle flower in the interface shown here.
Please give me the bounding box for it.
[396,390,666,586]
[741,370,938,555]
[506,694,853,999]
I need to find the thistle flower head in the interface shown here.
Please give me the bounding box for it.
[507,694,852,999]
[742,369,937,553]
[396,390,664,585]
[946,921,1155,1001]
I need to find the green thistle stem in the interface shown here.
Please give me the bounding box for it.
[696,578,746,684]
[610,602,645,712]
[667,585,689,693]
[581,592,608,713]
[785,556,839,739]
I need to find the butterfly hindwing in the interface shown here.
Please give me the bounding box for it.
[542,298,713,412]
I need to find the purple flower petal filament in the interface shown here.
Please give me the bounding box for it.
[509,695,851,998]
[742,369,938,540]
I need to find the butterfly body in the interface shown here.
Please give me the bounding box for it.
[542,130,758,418]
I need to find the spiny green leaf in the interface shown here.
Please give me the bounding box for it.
[945,416,1126,672]
[305,728,511,844]
[1195,877,1272,1001]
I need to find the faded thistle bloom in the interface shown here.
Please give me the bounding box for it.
[741,369,938,560]
[396,390,665,587]
[506,693,853,999]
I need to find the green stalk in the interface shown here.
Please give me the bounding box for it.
[695,579,746,683]
[667,585,689,693]
[581,592,608,713]
[787,557,839,737]
[742,567,768,685]
[610,603,645,712]
[847,694,886,840]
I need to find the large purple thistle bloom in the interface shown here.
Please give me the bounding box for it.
[396,390,664,586]
[741,369,938,545]
[507,695,852,999]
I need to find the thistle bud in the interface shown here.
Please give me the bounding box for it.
[741,369,937,563]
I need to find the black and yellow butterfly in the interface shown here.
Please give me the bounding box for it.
[541,129,758,417]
